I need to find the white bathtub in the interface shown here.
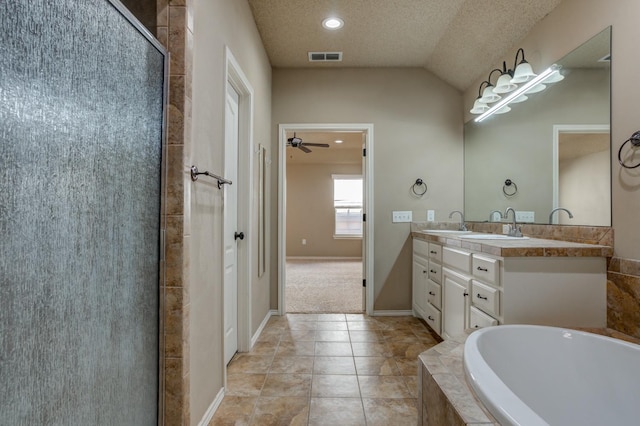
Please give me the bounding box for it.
[463,325,640,426]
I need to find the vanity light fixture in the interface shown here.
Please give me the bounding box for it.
[470,48,564,122]
[322,17,344,30]
[475,64,560,123]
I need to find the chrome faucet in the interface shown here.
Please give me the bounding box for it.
[489,210,503,222]
[549,207,573,224]
[449,210,467,231]
[504,207,522,237]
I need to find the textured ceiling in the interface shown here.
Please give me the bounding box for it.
[248,0,563,91]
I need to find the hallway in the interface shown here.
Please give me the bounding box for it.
[210,314,440,425]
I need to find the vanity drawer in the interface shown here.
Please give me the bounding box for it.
[424,302,441,336]
[469,306,498,330]
[471,280,500,317]
[428,262,442,284]
[413,239,429,259]
[472,255,500,285]
[426,279,441,309]
[443,247,472,274]
[428,243,442,262]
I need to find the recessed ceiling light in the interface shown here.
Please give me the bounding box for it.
[322,17,344,30]
[334,139,344,144]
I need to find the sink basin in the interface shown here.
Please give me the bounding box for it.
[422,230,472,234]
[460,234,530,240]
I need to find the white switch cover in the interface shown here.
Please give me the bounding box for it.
[392,211,413,223]
[427,210,435,222]
[515,211,535,223]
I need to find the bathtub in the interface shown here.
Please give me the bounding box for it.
[463,325,640,426]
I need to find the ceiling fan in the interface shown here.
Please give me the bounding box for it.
[286,133,330,153]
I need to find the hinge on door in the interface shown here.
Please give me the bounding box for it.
[362,279,366,287]
[363,213,366,222]
[362,148,366,157]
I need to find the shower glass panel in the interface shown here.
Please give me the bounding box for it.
[0,1,166,424]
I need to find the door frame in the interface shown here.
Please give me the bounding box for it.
[224,47,253,358]
[278,123,375,315]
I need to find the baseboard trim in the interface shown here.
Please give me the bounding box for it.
[251,309,279,347]
[371,310,414,317]
[286,256,363,261]
[198,387,225,426]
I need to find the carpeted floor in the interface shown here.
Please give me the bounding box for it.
[286,259,363,313]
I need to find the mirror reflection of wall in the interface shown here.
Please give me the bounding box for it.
[464,27,611,226]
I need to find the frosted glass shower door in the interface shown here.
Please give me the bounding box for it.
[0,1,166,424]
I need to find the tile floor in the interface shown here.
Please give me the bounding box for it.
[210,313,441,425]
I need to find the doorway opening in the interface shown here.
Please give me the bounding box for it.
[278,124,374,315]
[552,124,610,226]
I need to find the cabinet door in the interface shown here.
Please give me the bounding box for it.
[412,258,428,317]
[442,268,471,339]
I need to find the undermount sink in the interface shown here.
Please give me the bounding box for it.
[422,230,473,234]
[460,234,530,240]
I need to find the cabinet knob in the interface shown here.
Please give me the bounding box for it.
[463,291,469,297]
[427,316,434,321]
[423,270,427,274]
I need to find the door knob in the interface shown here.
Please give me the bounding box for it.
[234,231,245,240]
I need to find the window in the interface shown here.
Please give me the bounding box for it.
[332,175,363,237]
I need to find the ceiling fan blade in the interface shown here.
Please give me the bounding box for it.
[298,145,312,153]
[303,143,330,148]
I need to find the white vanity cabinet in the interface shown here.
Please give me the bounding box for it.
[413,239,443,335]
[413,235,607,340]
[412,240,429,319]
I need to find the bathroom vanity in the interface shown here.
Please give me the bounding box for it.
[412,230,611,339]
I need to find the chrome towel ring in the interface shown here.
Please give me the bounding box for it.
[618,131,640,169]
[411,178,428,196]
[503,179,518,197]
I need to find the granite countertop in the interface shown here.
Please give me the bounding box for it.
[412,230,613,258]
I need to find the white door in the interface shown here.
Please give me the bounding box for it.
[361,138,366,311]
[223,83,240,365]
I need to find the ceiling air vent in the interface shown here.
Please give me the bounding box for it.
[308,52,343,62]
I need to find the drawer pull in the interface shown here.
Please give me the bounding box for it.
[423,270,428,274]
[476,266,488,272]
[427,316,434,321]
[430,250,437,254]
[430,269,436,274]
[477,293,488,300]
[428,291,436,296]
[474,324,479,328]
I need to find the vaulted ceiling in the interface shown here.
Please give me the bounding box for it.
[248,0,562,92]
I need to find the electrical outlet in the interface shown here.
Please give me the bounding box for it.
[502,224,510,234]
[392,211,413,223]
[302,239,306,245]
[515,211,535,223]
[427,210,435,222]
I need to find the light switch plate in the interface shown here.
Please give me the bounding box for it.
[427,210,435,222]
[515,211,535,223]
[392,211,413,223]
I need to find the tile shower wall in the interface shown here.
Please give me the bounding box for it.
[0,1,165,423]
[157,0,193,424]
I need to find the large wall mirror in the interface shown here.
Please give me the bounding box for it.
[464,27,611,226]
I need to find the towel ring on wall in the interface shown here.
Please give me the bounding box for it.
[503,179,518,197]
[411,178,428,196]
[618,131,640,169]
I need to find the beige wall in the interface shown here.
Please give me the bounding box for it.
[272,68,463,310]
[559,148,610,225]
[286,163,363,257]
[463,0,640,337]
[189,0,271,423]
